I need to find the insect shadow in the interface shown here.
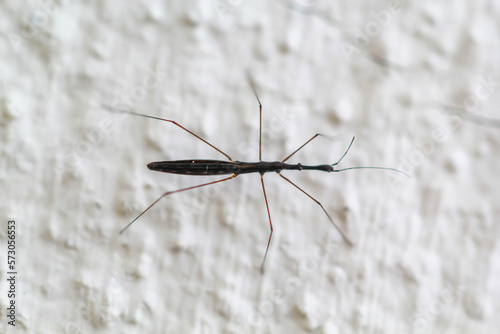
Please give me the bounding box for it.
[104,74,407,273]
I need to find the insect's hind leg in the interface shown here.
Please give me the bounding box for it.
[102,105,233,161]
[119,174,237,234]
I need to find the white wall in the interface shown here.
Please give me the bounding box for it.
[1,0,499,333]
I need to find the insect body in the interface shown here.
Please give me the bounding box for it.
[105,74,405,273]
[148,160,337,175]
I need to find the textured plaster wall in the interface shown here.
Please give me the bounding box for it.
[1,0,499,333]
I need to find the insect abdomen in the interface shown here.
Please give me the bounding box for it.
[147,160,237,175]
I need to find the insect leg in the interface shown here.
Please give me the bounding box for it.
[282,133,329,162]
[246,72,263,161]
[120,174,237,234]
[278,173,353,246]
[103,105,233,161]
[260,174,273,273]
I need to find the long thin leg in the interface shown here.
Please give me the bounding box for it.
[279,173,353,246]
[120,174,237,234]
[282,133,327,162]
[103,105,233,161]
[260,174,273,273]
[246,72,263,161]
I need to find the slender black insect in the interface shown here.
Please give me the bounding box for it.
[105,74,406,273]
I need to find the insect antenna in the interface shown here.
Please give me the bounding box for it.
[332,166,408,176]
[331,136,355,166]
[332,136,409,177]
[245,72,263,161]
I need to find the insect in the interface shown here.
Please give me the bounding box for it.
[105,74,406,273]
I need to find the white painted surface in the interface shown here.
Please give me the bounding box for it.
[1,1,499,333]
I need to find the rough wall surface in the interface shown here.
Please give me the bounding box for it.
[1,0,499,333]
